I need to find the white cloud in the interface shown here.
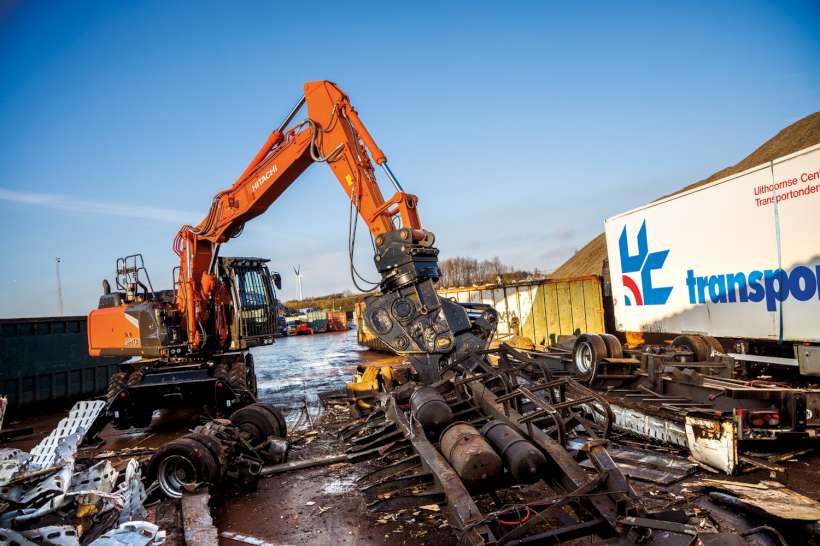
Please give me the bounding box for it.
[0,187,198,223]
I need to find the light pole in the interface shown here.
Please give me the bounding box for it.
[55,257,64,316]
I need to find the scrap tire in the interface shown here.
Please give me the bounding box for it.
[186,432,229,471]
[571,334,607,382]
[230,404,281,445]
[672,335,710,362]
[252,403,287,438]
[229,354,258,397]
[700,335,724,361]
[148,438,220,499]
[106,372,128,406]
[599,333,623,359]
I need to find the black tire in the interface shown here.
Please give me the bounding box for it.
[229,354,257,397]
[148,438,220,499]
[599,333,623,358]
[230,404,280,445]
[106,372,128,407]
[187,432,229,469]
[571,334,607,382]
[252,403,287,438]
[672,335,710,362]
[213,362,230,382]
[700,335,724,361]
[127,369,145,387]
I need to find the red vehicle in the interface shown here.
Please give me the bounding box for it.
[294,322,314,336]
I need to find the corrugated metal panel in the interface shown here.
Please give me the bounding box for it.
[438,276,606,347]
[0,316,122,413]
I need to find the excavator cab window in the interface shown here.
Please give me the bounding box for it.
[219,257,277,346]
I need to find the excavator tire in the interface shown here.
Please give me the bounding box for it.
[106,372,128,407]
[228,354,257,397]
[229,404,281,445]
[126,368,145,387]
[213,362,230,382]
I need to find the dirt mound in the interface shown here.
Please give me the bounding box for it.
[549,233,607,279]
[550,111,820,280]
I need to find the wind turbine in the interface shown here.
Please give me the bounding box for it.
[293,265,303,301]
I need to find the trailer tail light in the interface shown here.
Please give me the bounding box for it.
[748,410,780,427]
[119,391,128,398]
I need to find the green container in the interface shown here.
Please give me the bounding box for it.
[0,316,122,414]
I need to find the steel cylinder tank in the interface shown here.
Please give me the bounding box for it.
[439,422,503,488]
[480,420,547,484]
[410,387,454,437]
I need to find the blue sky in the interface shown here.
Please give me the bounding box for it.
[1,1,818,317]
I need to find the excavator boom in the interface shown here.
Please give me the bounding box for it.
[88,80,496,390]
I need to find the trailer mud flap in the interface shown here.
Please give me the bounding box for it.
[685,414,738,474]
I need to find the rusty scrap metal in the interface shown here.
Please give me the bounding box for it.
[385,396,496,545]
[181,488,219,546]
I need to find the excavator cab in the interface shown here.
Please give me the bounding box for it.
[218,257,280,349]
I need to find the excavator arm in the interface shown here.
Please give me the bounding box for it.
[170,81,495,381]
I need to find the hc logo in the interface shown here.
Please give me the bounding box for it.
[619,221,672,306]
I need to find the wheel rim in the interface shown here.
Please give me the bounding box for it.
[575,341,594,374]
[157,455,197,498]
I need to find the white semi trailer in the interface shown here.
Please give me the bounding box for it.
[604,143,820,374]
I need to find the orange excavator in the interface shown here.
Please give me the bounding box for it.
[88,81,497,428]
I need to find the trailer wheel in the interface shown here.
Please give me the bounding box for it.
[599,333,623,358]
[572,334,607,381]
[700,335,724,361]
[230,404,281,444]
[252,403,287,438]
[187,432,229,470]
[672,335,710,362]
[148,438,220,498]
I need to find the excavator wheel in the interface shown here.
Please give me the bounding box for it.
[126,368,145,387]
[213,361,230,382]
[106,372,128,406]
[228,354,258,397]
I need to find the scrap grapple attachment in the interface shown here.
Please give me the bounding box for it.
[363,228,498,383]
